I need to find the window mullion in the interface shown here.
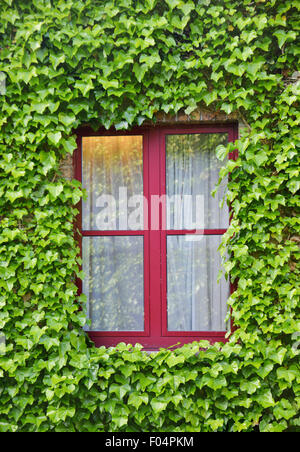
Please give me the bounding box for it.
[148,129,163,342]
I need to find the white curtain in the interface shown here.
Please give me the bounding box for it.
[167,235,229,331]
[166,133,229,331]
[83,236,144,331]
[166,133,229,229]
[82,135,143,230]
[81,136,144,331]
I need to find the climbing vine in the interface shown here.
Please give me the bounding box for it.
[0,0,299,432]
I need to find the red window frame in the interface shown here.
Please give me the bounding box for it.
[74,123,238,350]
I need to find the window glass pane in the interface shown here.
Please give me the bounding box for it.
[83,236,144,331]
[166,133,229,230]
[82,136,143,230]
[167,235,229,331]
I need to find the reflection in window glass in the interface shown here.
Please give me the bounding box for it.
[82,136,143,230]
[167,235,229,331]
[83,236,144,331]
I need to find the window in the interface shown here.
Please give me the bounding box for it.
[75,124,237,350]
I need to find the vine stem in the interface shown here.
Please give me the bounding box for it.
[238,111,251,133]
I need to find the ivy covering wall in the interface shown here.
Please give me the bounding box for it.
[0,0,299,432]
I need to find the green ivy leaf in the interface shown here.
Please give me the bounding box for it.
[254,390,275,409]
[47,183,64,199]
[47,132,62,146]
[274,30,297,49]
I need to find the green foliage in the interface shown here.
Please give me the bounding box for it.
[0,0,299,432]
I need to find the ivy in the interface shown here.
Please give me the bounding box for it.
[0,0,299,432]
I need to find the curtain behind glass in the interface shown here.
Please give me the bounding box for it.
[167,235,229,331]
[166,133,229,332]
[82,136,143,230]
[166,133,229,230]
[83,236,144,331]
